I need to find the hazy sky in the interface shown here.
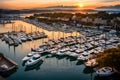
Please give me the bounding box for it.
[0,0,120,9]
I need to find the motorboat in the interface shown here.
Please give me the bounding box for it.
[64,51,72,56]
[75,48,84,53]
[51,50,57,55]
[56,49,66,56]
[22,52,39,62]
[25,54,43,67]
[69,52,79,58]
[31,48,44,53]
[77,52,89,61]
[96,67,115,76]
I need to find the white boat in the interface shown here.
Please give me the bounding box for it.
[75,48,84,53]
[31,48,44,53]
[56,49,65,56]
[51,50,57,55]
[84,59,98,67]
[20,35,27,42]
[22,52,39,62]
[64,51,72,56]
[69,52,79,57]
[77,52,89,61]
[96,67,115,76]
[25,54,43,66]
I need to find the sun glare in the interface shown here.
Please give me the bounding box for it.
[78,3,84,8]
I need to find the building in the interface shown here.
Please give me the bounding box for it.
[81,17,93,22]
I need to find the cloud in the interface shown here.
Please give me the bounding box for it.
[101,0,119,2]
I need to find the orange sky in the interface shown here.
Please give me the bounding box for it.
[0,0,120,9]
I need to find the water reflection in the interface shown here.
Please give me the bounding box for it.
[24,61,43,71]
[76,61,84,65]
[83,67,95,74]
[0,68,17,78]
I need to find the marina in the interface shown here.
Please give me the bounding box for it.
[0,19,119,80]
[1,31,47,46]
[1,0,120,79]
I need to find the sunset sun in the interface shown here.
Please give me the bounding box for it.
[78,3,84,8]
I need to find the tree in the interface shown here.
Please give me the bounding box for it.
[96,45,120,72]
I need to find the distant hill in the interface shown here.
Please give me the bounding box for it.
[97,5,120,9]
[45,5,78,8]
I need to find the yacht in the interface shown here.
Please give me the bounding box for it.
[22,52,39,62]
[25,54,43,66]
[96,67,115,76]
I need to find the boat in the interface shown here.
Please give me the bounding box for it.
[0,53,18,73]
[75,48,84,53]
[64,51,72,56]
[56,50,65,56]
[77,52,89,61]
[27,35,33,41]
[13,39,19,46]
[20,35,27,42]
[31,48,44,53]
[22,51,39,62]
[96,67,115,76]
[25,54,43,67]
[50,50,57,55]
[69,52,79,58]
[84,59,98,67]
[8,38,14,45]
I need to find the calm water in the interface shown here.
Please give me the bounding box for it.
[0,20,96,80]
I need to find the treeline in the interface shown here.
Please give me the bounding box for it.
[96,44,120,72]
[34,11,120,20]
[34,13,73,19]
[25,11,120,25]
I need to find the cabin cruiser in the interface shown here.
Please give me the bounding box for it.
[25,54,43,66]
[22,52,39,62]
[96,67,115,76]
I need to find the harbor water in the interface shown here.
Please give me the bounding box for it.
[0,20,96,80]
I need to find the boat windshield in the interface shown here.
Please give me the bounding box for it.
[33,56,40,60]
